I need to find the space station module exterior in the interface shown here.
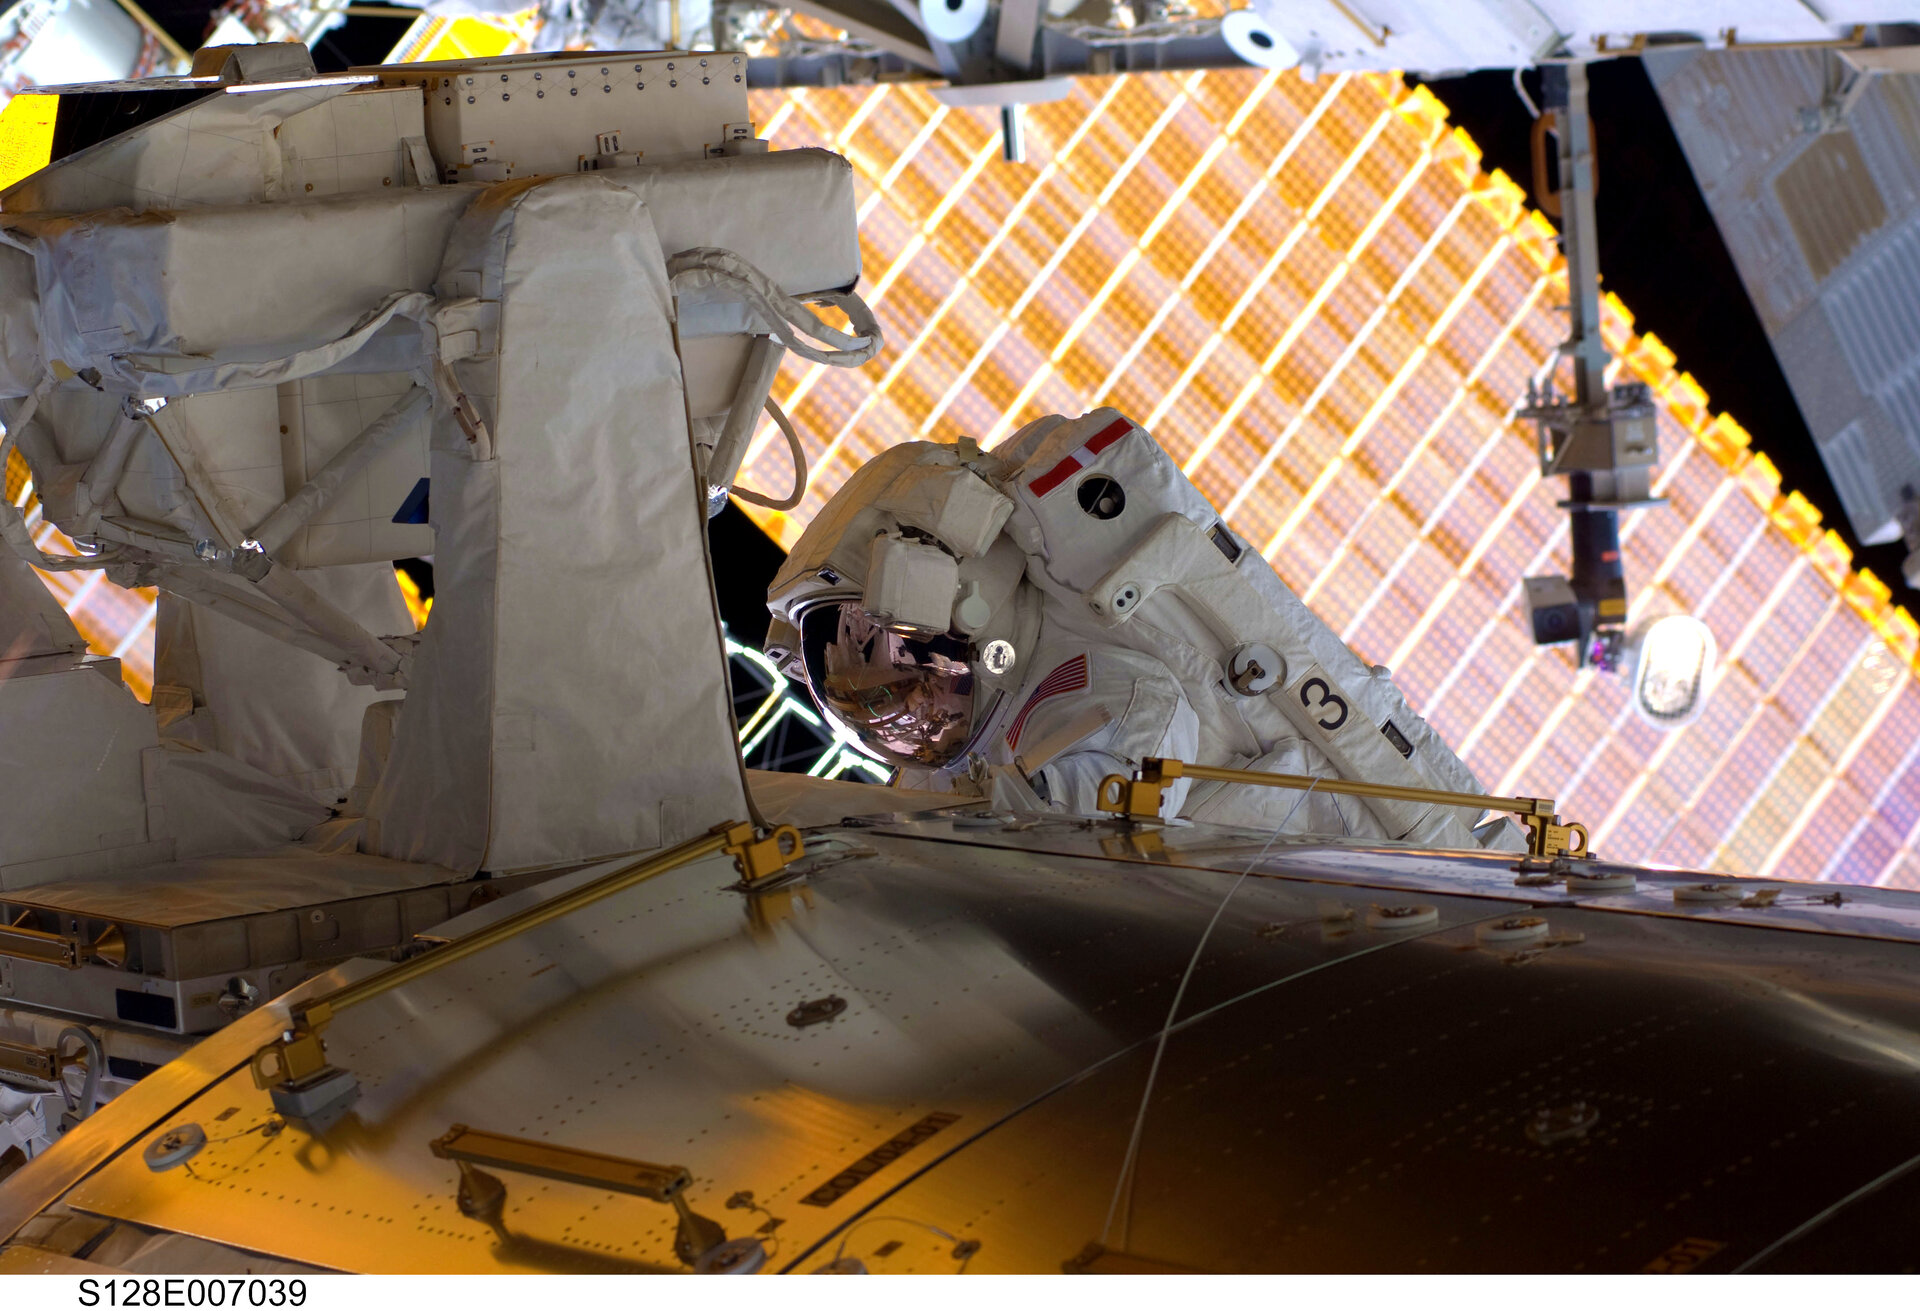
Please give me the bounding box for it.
[769,409,1523,850]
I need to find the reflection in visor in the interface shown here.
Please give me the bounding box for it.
[800,604,976,768]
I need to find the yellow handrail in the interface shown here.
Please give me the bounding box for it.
[1097,757,1587,859]
[252,820,801,1091]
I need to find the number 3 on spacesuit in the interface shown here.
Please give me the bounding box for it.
[1297,675,1349,734]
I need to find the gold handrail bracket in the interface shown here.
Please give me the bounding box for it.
[248,820,804,1123]
[1097,758,1588,860]
[431,1124,731,1267]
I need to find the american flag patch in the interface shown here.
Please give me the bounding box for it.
[1026,418,1133,498]
[1005,655,1091,751]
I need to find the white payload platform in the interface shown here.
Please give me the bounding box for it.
[0,41,880,1148]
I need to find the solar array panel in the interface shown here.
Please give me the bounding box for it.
[733,69,1920,886]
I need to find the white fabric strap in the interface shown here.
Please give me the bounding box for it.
[730,396,808,512]
[666,248,882,368]
[100,290,433,397]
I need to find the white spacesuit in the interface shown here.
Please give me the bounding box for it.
[768,408,1524,850]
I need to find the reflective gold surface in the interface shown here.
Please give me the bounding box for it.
[32,817,1920,1271]
[57,832,1510,1271]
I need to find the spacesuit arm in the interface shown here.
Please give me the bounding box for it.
[1027,669,1199,817]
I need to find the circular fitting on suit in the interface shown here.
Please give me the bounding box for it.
[1476,916,1549,947]
[696,1237,768,1274]
[953,585,993,634]
[1673,882,1744,904]
[980,639,1017,677]
[1106,582,1142,616]
[1077,475,1126,520]
[1566,869,1637,893]
[1226,643,1283,697]
[1366,904,1438,931]
[144,1122,207,1171]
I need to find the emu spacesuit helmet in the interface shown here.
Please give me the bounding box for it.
[766,442,1027,769]
[798,601,977,767]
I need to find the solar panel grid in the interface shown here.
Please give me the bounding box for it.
[1548,706,1621,806]
[1651,482,1735,587]
[1685,712,1810,845]
[1452,491,1526,580]
[1842,823,1904,885]
[1381,543,1462,645]
[1790,775,1869,859]
[1577,700,1659,786]
[1403,235,1475,325]
[1782,629,1871,729]
[1277,415,1347,510]
[1767,741,1887,877]
[1717,754,1831,874]
[1130,297,1212,405]
[1539,694,1614,782]
[1665,814,1727,870]
[1606,782,1676,859]
[1337,317,1413,427]
[1330,480,1404,583]
[1815,687,1909,806]
[1823,676,1904,789]
[1399,576,1521,708]
[1699,548,1774,634]
[1729,675,1815,795]
[1569,741,1644,824]
[1471,673,1558,770]
[1853,682,1920,783]
[1491,661,1598,782]
[1747,574,1834,690]
[1365,375,1442,468]
[1876,740,1920,845]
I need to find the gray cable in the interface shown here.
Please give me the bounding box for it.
[1732,1149,1920,1272]
[1099,776,1321,1251]
[831,1214,970,1269]
[1513,66,1541,119]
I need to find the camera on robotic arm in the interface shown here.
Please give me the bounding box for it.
[1520,382,1716,730]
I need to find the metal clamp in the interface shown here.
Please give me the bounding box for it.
[248,1000,335,1091]
[1517,814,1589,861]
[1096,758,1588,860]
[716,820,805,886]
[430,1124,733,1268]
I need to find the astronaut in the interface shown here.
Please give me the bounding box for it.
[767,408,1523,850]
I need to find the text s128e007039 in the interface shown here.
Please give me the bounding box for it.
[78,1281,307,1308]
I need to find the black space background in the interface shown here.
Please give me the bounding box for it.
[1422,61,1916,608]
[172,16,1911,619]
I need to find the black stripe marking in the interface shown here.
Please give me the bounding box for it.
[800,1112,961,1207]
